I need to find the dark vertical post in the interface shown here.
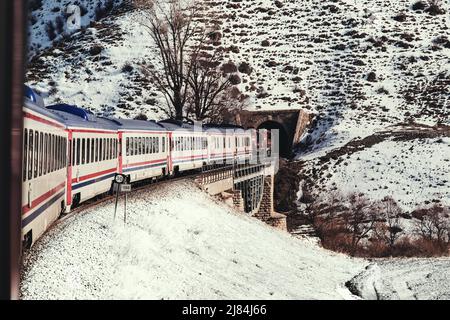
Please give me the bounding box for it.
[0,0,26,300]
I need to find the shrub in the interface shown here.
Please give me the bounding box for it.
[393,12,407,22]
[228,74,241,85]
[134,113,148,121]
[122,63,134,73]
[221,61,238,74]
[412,1,427,11]
[426,1,446,15]
[55,15,65,34]
[89,45,103,56]
[367,72,377,82]
[45,21,57,41]
[238,62,252,75]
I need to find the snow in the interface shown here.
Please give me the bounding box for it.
[347,258,450,300]
[321,137,450,210]
[28,0,123,59]
[20,180,364,300]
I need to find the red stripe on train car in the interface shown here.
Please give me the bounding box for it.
[22,181,66,215]
[71,167,117,184]
[124,158,167,168]
[23,111,65,129]
[70,129,117,134]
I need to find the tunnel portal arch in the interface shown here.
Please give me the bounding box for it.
[257,120,291,158]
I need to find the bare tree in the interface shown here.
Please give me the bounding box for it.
[342,193,377,256]
[415,205,450,248]
[185,50,239,122]
[374,196,403,250]
[135,0,199,120]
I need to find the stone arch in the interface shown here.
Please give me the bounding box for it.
[257,120,291,158]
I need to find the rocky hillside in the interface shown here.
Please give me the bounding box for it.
[26,0,450,209]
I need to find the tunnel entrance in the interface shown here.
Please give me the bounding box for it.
[258,121,291,158]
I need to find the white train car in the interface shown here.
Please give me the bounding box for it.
[22,88,68,248]
[158,120,208,174]
[47,104,119,210]
[114,119,169,182]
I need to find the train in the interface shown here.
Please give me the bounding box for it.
[22,86,269,248]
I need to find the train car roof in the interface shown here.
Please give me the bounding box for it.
[157,119,198,132]
[47,104,118,131]
[111,118,166,132]
[24,99,67,126]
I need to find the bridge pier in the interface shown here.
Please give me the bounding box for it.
[197,163,286,231]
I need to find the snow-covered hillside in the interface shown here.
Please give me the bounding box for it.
[28,0,123,59]
[20,180,364,299]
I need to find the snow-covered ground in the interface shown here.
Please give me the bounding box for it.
[28,0,123,59]
[347,258,450,300]
[322,137,450,210]
[20,180,365,300]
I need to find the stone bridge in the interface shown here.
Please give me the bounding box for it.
[235,109,312,158]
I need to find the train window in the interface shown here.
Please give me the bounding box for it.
[162,137,165,153]
[94,139,98,162]
[109,138,113,159]
[23,129,28,181]
[105,138,109,160]
[99,138,103,161]
[138,137,141,155]
[129,137,132,156]
[55,136,58,170]
[126,137,129,156]
[130,137,134,156]
[48,134,52,173]
[59,137,62,169]
[111,138,114,159]
[28,130,33,180]
[157,137,160,153]
[55,136,59,171]
[146,137,150,154]
[81,138,85,165]
[56,136,60,170]
[47,134,51,173]
[61,138,65,168]
[71,139,74,167]
[91,138,95,162]
[75,138,80,166]
[59,136,62,170]
[39,132,43,176]
[86,139,90,164]
[52,135,56,171]
[34,131,39,178]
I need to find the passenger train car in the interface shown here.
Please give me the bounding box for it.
[21,86,262,248]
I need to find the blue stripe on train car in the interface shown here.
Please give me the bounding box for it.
[72,173,116,190]
[123,162,167,173]
[22,190,65,228]
[172,157,207,164]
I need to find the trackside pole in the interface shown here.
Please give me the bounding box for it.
[114,183,120,221]
[124,193,127,224]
